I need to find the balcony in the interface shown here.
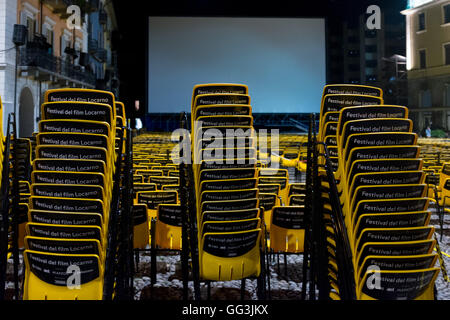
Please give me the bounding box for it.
[44,0,98,17]
[43,0,73,18]
[19,46,96,88]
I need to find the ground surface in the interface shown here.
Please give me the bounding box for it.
[131,209,450,300]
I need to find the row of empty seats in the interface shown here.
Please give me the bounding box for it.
[132,133,182,251]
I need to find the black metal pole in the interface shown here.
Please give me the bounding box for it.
[103,128,125,300]
[14,46,18,118]
[0,115,13,300]
[320,142,356,300]
[301,113,314,300]
[179,113,190,300]
[187,164,201,300]
[179,162,189,300]
[309,113,318,301]
[127,128,135,298]
[150,218,157,289]
[11,114,20,300]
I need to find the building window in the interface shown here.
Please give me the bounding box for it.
[44,27,53,53]
[365,30,377,38]
[420,90,432,108]
[348,36,359,43]
[445,43,450,65]
[60,36,69,59]
[444,4,450,24]
[26,16,35,42]
[419,49,426,69]
[349,64,360,72]
[445,84,450,106]
[365,45,377,53]
[366,60,378,68]
[348,50,360,57]
[75,39,82,65]
[418,12,426,31]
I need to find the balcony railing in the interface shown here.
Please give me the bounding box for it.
[43,0,73,17]
[19,46,96,87]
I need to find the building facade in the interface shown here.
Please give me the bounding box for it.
[0,0,118,137]
[327,8,408,106]
[402,0,450,133]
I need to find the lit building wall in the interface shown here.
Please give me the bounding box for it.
[402,0,450,132]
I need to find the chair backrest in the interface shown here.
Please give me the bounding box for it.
[269,206,305,253]
[357,268,440,300]
[137,191,178,210]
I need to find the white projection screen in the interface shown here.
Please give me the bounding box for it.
[148,16,326,113]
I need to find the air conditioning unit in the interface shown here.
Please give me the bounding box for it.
[79,52,88,66]
[13,24,27,46]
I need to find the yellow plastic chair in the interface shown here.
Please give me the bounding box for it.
[199,229,262,281]
[269,206,305,253]
[23,250,104,300]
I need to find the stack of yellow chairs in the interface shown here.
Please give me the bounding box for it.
[262,169,305,256]
[321,84,440,300]
[191,83,263,281]
[288,183,306,206]
[23,89,119,300]
[1,98,33,261]
[319,85,384,173]
[114,101,127,155]
[13,138,32,249]
[132,133,181,250]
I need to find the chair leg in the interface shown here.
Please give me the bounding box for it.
[135,249,140,273]
[207,281,211,300]
[266,248,272,300]
[241,278,246,300]
[277,252,280,274]
[284,253,288,277]
[150,219,157,290]
[257,247,267,300]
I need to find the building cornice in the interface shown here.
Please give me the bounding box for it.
[402,0,448,15]
[44,16,56,27]
[22,2,39,16]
